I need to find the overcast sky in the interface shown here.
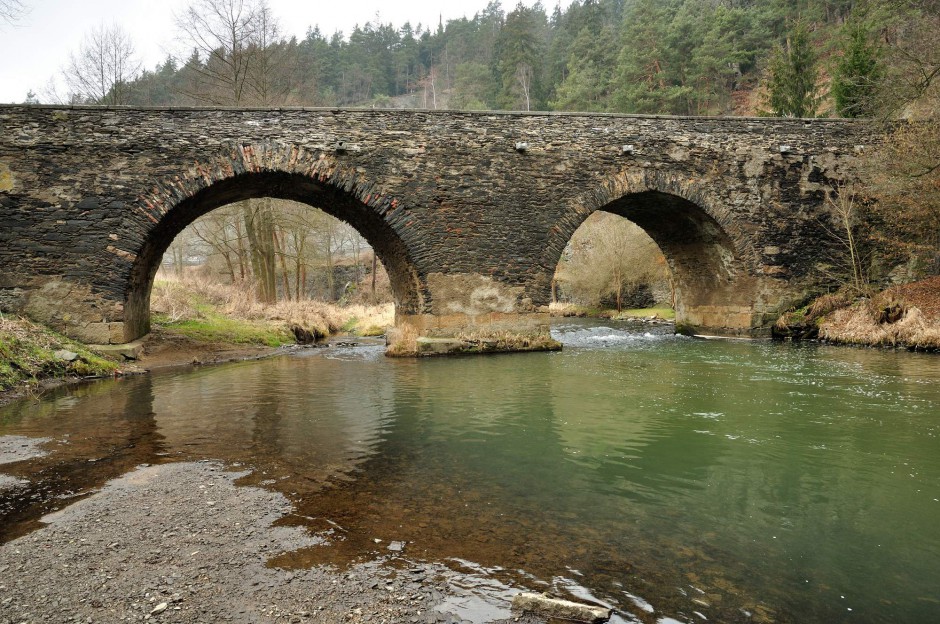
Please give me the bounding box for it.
[0,0,553,104]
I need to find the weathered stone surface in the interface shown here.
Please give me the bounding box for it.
[511,592,611,623]
[53,349,78,362]
[88,338,147,360]
[0,105,882,347]
[416,337,466,355]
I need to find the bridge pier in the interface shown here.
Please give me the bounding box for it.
[388,272,560,355]
[390,312,559,356]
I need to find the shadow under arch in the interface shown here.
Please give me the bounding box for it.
[551,179,761,335]
[124,170,423,341]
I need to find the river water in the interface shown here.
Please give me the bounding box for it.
[1,319,938,623]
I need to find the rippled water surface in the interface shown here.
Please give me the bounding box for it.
[2,319,939,623]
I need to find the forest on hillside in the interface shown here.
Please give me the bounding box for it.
[41,0,938,119]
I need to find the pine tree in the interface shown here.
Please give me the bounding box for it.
[832,20,881,118]
[612,0,692,114]
[550,18,617,111]
[764,18,821,118]
[495,2,548,111]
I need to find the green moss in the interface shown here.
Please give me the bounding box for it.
[151,287,294,347]
[156,313,292,347]
[0,318,119,393]
[359,325,387,337]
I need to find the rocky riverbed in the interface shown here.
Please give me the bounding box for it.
[0,436,552,624]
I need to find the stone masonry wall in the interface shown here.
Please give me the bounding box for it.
[0,105,881,343]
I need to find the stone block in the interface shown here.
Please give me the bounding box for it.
[415,337,464,355]
[81,322,113,345]
[108,322,125,344]
[91,338,146,360]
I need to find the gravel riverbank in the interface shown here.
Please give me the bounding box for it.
[0,449,550,624]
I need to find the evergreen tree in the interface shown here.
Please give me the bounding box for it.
[495,2,548,111]
[832,20,881,118]
[450,62,495,109]
[295,27,339,105]
[612,0,693,114]
[550,23,617,111]
[689,4,766,114]
[764,18,821,117]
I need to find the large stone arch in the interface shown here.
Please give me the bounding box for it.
[545,168,771,336]
[122,143,424,341]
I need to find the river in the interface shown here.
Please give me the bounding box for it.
[1,319,938,623]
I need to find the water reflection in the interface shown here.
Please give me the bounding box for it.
[0,320,938,624]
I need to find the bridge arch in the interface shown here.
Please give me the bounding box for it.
[123,145,424,341]
[546,170,759,335]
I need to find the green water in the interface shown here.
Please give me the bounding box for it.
[1,320,938,623]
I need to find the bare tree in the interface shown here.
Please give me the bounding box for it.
[873,0,940,117]
[0,0,25,25]
[515,63,534,111]
[175,0,284,105]
[820,184,872,296]
[63,23,141,105]
[556,213,670,311]
[243,4,292,105]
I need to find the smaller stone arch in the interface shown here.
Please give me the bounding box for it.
[122,143,424,341]
[547,168,766,336]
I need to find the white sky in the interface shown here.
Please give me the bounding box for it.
[0,0,555,104]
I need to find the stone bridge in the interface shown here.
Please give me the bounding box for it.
[0,105,878,352]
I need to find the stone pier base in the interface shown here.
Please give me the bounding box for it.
[387,312,561,356]
[676,304,774,338]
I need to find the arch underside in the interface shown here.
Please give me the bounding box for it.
[592,190,761,335]
[601,190,739,293]
[124,171,422,341]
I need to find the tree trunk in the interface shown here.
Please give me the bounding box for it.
[272,226,292,302]
[371,253,377,295]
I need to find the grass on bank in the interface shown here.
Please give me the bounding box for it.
[0,315,118,393]
[150,276,394,346]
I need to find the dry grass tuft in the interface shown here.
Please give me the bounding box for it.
[151,274,393,342]
[548,301,587,317]
[774,290,855,339]
[881,276,940,322]
[453,330,563,353]
[340,303,395,336]
[777,278,940,349]
[819,300,940,350]
[806,291,853,319]
[385,323,418,356]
